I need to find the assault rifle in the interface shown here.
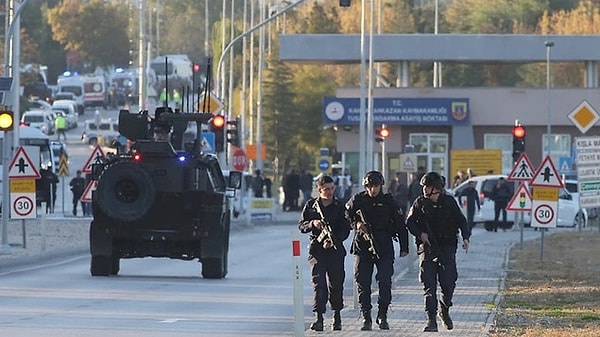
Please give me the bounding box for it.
[356,209,381,260]
[423,219,445,269]
[313,200,337,250]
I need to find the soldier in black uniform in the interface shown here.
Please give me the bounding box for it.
[345,171,409,331]
[406,172,471,332]
[299,175,351,331]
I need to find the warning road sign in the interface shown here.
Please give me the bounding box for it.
[530,155,564,188]
[8,146,41,179]
[80,180,97,202]
[506,182,532,211]
[82,145,106,174]
[507,153,535,182]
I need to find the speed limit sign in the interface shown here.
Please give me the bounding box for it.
[11,193,37,219]
[531,201,557,228]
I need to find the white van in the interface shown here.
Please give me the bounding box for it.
[150,54,193,82]
[57,73,85,114]
[52,100,78,129]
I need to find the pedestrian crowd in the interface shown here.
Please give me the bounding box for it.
[299,169,470,333]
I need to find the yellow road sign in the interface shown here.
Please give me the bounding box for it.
[10,179,36,193]
[58,153,69,176]
[198,93,224,114]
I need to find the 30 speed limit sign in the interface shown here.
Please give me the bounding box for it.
[531,201,557,228]
[11,193,37,219]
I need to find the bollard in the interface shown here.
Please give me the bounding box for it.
[21,219,26,249]
[41,202,47,251]
[292,231,305,337]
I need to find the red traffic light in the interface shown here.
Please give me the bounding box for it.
[512,125,525,138]
[211,115,225,129]
[193,63,201,72]
[377,127,390,139]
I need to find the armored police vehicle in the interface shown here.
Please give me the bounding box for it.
[89,107,241,279]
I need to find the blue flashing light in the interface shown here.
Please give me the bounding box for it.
[62,71,72,77]
[178,155,186,162]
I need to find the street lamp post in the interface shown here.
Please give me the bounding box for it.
[545,40,554,154]
[541,40,554,262]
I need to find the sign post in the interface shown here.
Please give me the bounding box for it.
[529,155,563,261]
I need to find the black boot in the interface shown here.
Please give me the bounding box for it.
[375,306,389,330]
[439,306,453,330]
[310,312,324,331]
[332,310,342,331]
[423,312,438,332]
[360,310,372,331]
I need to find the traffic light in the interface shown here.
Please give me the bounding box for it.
[512,123,526,162]
[0,110,14,131]
[192,63,204,94]
[211,114,226,152]
[375,125,390,143]
[339,0,351,7]
[226,116,240,147]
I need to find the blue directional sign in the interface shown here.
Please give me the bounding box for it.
[201,132,215,154]
[558,156,573,176]
[318,159,330,171]
[323,96,470,126]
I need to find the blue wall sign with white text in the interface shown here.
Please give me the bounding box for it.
[323,97,470,126]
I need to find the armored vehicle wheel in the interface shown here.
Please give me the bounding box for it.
[91,256,112,276]
[96,162,156,221]
[202,257,226,279]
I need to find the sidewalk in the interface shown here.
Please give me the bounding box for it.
[303,227,543,337]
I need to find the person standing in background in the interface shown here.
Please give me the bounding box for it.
[491,177,512,232]
[299,169,313,206]
[69,170,86,216]
[458,180,480,230]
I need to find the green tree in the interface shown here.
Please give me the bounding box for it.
[46,0,129,69]
[262,49,299,172]
[291,64,337,168]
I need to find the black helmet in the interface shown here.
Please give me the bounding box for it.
[362,171,384,186]
[420,171,445,189]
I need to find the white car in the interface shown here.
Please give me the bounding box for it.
[450,174,587,230]
[81,118,120,146]
[564,179,598,219]
[21,109,55,135]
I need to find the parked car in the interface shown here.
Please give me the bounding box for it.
[450,174,587,230]
[51,99,78,129]
[81,118,120,146]
[564,179,598,219]
[21,110,55,135]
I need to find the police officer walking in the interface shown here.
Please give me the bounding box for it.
[406,172,471,332]
[299,175,351,331]
[345,171,409,331]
